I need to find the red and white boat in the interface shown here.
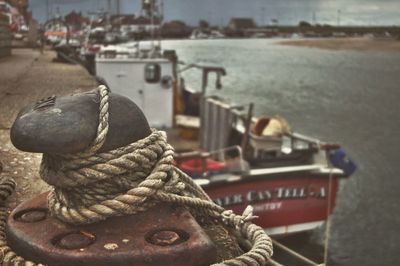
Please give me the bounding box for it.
[95,46,356,236]
[173,114,355,235]
[93,1,356,237]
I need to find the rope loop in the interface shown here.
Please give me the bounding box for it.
[85,85,110,154]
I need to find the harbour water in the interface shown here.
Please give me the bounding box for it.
[162,39,400,266]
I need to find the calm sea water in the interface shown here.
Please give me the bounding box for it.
[162,38,400,266]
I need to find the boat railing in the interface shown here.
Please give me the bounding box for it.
[178,63,226,94]
[199,96,343,173]
[97,50,130,59]
[271,238,323,266]
[97,49,165,60]
[288,132,340,151]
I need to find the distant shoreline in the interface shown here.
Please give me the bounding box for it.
[278,37,400,52]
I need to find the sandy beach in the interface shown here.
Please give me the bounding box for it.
[278,37,400,52]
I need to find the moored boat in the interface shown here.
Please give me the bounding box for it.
[94,41,356,237]
[92,0,356,238]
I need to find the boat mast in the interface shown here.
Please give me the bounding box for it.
[158,0,164,48]
[141,0,162,50]
[150,0,154,49]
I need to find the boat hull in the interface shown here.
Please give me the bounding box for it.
[203,174,339,234]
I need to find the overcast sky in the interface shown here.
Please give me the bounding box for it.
[29,0,400,26]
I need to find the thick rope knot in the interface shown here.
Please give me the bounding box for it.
[42,130,185,224]
[40,130,170,188]
[86,84,110,154]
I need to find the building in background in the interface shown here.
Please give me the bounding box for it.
[5,0,30,24]
[0,1,12,24]
[1,0,29,35]
[226,18,257,37]
[227,18,256,31]
[65,10,90,32]
[161,20,190,38]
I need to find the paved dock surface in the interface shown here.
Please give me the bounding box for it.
[0,49,97,203]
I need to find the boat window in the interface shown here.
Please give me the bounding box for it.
[144,63,161,83]
[103,50,116,59]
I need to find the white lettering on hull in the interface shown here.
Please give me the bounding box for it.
[253,202,283,213]
[213,186,328,208]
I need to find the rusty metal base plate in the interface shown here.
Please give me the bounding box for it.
[6,193,217,266]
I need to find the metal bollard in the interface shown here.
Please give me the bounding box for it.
[11,91,151,154]
[6,89,220,265]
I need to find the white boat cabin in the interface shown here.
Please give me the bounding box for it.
[96,44,175,129]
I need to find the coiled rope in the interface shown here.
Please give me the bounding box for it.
[0,177,43,266]
[0,85,273,265]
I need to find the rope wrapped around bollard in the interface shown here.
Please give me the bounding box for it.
[0,85,273,266]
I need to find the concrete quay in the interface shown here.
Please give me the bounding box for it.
[0,49,97,204]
